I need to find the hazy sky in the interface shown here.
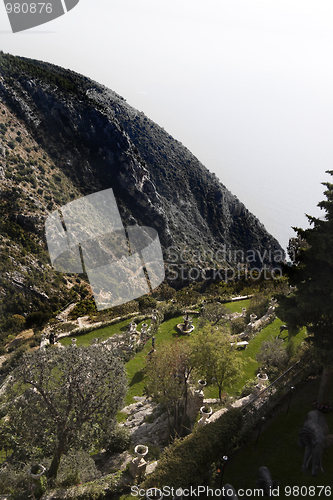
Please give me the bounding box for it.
[1,0,333,250]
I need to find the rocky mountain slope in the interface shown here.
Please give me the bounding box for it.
[0,52,283,338]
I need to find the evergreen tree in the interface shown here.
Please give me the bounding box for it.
[277,171,333,404]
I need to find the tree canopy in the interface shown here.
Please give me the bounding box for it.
[146,340,194,436]
[1,345,127,479]
[277,170,333,402]
[190,324,243,400]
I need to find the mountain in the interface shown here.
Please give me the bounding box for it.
[0,52,284,335]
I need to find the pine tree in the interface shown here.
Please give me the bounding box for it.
[277,170,333,404]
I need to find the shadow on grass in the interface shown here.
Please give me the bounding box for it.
[217,376,333,491]
[129,370,145,387]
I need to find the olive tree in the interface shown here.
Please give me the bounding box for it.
[145,341,194,436]
[190,324,243,400]
[1,345,127,479]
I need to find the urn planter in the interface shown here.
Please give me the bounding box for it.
[200,405,212,419]
[257,373,268,388]
[250,314,257,323]
[198,379,207,391]
[28,464,46,479]
[146,487,164,500]
[134,444,149,458]
[198,405,213,426]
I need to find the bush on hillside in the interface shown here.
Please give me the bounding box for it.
[245,292,270,322]
[230,316,247,335]
[106,426,131,454]
[256,336,289,378]
[138,296,157,312]
[142,408,242,489]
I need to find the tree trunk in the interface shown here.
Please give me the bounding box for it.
[48,443,65,479]
[317,367,333,405]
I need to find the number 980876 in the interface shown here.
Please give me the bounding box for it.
[5,3,53,14]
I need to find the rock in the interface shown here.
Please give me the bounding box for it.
[146,461,158,475]
[100,451,132,475]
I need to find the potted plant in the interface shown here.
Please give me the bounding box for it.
[134,444,149,458]
[257,372,268,388]
[28,464,46,479]
[199,405,213,424]
[198,379,207,390]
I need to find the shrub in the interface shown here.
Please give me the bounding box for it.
[138,296,157,312]
[0,344,29,374]
[246,292,270,321]
[152,283,176,301]
[0,464,30,496]
[241,377,258,397]
[53,449,100,487]
[256,336,288,378]
[160,302,183,321]
[142,408,242,489]
[25,310,52,328]
[106,425,131,454]
[230,316,246,335]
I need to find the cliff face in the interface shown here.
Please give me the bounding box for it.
[0,52,283,326]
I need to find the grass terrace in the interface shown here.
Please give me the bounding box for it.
[62,298,307,406]
[58,318,151,347]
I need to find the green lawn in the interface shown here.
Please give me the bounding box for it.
[59,305,307,408]
[204,318,307,399]
[220,376,333,497]
[125,315,199,404]
[224,298,251,314]
[58,318,151,347]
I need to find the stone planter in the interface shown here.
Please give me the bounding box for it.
[134,444,149,458]
[130,321,137,330]
[198,405,212,426]
[28,464,46,479]
[130,445,149,479]
[200,406,212,420]
[198,379,207,391]
[146,487,164,500]
[257,373,268,388]
[71,338,77,345]
[250,314,257,323]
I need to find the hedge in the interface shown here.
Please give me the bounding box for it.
[142,408,242,489]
